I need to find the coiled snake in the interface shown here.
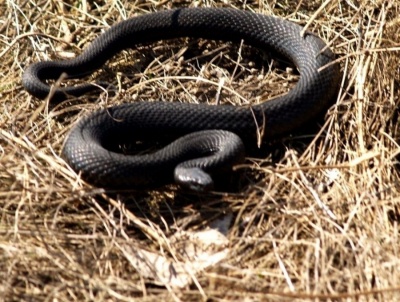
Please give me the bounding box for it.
[22,8,340,191]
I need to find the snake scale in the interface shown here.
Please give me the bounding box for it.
[22,8,340,191]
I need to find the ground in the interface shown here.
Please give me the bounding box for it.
[1,0,400,301]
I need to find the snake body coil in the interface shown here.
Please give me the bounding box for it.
[22,8,340,191]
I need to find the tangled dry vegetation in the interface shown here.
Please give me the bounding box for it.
[1,0,400,301]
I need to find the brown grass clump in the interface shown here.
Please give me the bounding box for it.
[1,0,400,301]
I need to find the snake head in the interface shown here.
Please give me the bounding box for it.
[174,167,214,192]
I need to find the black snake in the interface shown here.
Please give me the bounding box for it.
[22,8,340,191]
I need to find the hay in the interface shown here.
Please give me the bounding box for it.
[1,0,400,301]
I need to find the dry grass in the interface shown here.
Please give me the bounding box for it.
[1,0,400,301]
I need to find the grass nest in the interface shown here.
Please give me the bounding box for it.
[1,0,400,301]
